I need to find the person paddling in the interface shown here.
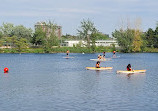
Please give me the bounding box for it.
[66,50,69,56]
[127,64,132,71]
[113,51,116,57]
[98,54,102,60]
[96,61,100,68]
[103,52,106,58]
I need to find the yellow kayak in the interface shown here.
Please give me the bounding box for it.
[117,70,146,74]
[86,67,113,70]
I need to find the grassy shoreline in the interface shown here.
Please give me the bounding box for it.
[0,46,115,53]
[0,47,158,53]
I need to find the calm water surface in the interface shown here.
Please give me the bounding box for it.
[0,53,158,111]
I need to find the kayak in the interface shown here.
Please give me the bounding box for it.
[90,58,111,61]
[90,59,107,61]
[63,57,74,59]
[112,56,120,58]
[86,67,113,70]
[117,70,146,74]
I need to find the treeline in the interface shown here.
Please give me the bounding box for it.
[0,19,158,53]
[0,20,111,53]
[112,22,158,53]
[0,22,60,53]
[0,23,32,53]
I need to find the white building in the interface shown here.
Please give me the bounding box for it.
[61,39,118,47]
[61,40,85,47]
[95,40,118,47]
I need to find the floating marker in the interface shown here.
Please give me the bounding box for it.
[4,67,9,73]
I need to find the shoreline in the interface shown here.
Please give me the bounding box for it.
[0,47,158,53]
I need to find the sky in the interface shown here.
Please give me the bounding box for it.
[0,0,158,36]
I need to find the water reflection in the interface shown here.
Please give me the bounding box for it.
[126,73,146,79]
[127,73,134,79]
[4,73,9,78]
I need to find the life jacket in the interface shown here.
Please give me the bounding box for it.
[96,63,100,68]
[127,67,131,71]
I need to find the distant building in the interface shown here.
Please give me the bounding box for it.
[61,40,85,47]
[34,22,62,39]
[61,39,118,47]
[95,39,118,47]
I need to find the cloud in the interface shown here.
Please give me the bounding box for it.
[0,0,158,35]
[0,7,99,17]
[0,11,60,17]
[57,8,99,14]
[30,7,99,14]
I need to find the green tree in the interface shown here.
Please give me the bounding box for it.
[76,41,83,47]
[61,34,78,40]
[112,29,134,52]
[13,25,33,40]
[32,21,59,53]
[154,26,158,48]
[0,31,3,39]
[132,30,143,52]
[43,32,59,53]
[0,23,14,37]
[48,21,59,46]
[35,21,59,53]
[32,27,46,45]
[91,33,97,51]
[0,36,3,47]
[4,37,12,47]
[95,33,109,40]
[44,21,59,53]
[0,31,3,47]
[77,19,98,48]
[140,33,148,51]
[145,28,155,47]
[15,38,29,53]
[1,36,17,48]
[11,36,18,47]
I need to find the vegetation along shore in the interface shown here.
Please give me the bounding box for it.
[0,19,158,53]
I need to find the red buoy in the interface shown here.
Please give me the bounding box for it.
[4,67,9,73]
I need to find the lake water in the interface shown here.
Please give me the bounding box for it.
[0,53,158,111]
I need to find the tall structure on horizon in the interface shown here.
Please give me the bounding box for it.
[34,22,62,39]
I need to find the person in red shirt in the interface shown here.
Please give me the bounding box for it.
[127,64,132,71]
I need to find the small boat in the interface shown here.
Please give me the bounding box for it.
[90,58,111,61]
[117,70,146,74]
[86,67,113,70]
[111,56,120,58]
[63,56,74,59]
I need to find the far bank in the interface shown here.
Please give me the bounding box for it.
[0,47,158,53]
